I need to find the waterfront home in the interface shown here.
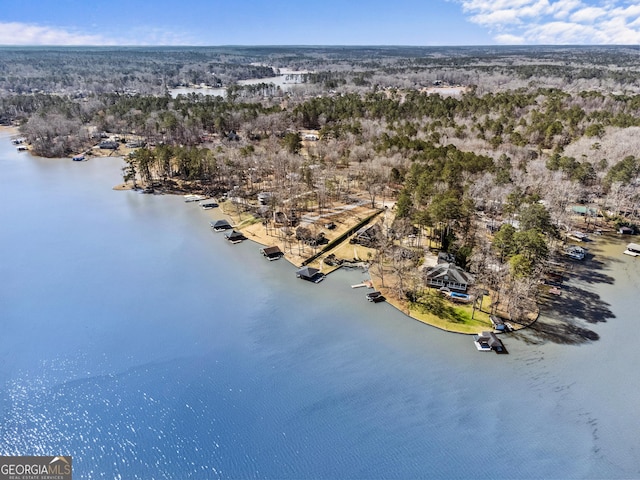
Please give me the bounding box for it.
[98,140,119,150]
[473,331,505,352]
[296,266,325,283]
[273,210,297,227]
[350,223,382,248]
[260,246,283,261]
[424,263,474,292]
[225,230,246,244]
[210,219,232,231]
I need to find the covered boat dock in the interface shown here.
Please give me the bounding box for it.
[260,246,284,261]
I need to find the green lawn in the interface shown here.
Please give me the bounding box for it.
[407,292,494,334]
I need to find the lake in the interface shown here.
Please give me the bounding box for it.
[170,70,309,98]
[0,129,639,479]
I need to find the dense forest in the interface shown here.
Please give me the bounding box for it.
[3,45,640,322]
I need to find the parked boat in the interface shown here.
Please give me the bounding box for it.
[566,245,586,260]
[199,200,218,209]
[72,154,85,161]
[624,243,640,257]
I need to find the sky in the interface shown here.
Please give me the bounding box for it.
[1,0,639,46]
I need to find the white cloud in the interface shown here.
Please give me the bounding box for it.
[570,6,607,22]
[0,22,198,46]
[471,9,523,26]
[461,0,535,13]
[0,22,114,46]
[495,33,526,43]
[548,0,583,19]
[609,4,640,20]
[524,21,600,43]
[455,0,640,44]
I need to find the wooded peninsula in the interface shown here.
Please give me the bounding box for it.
[3,45,640,333]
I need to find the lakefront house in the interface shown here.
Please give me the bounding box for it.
[423,263,474,292]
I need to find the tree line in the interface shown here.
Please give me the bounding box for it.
[4,46,640,320]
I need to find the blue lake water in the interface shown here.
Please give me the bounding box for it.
[1,129,639,479]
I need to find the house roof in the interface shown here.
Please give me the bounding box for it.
[225,230,245,240]
[425,263,474,285]
[262,246,282,256]
[354,224,380,237]
[211,219,231,228]
[477,331,503,348]
[296,266,319,278]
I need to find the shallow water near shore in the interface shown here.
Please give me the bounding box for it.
[1,130,639,478]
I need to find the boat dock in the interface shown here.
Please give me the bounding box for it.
[473,331,507,353]
[184,194,207,203]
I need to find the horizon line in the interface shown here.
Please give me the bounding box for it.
[0,43,636,48]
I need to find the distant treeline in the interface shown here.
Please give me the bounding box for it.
[2,45,640,97]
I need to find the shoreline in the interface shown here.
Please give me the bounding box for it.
[114,182,532,336]
[115,175,622,338]
[192,196,520,336]
[0,132,569,337]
